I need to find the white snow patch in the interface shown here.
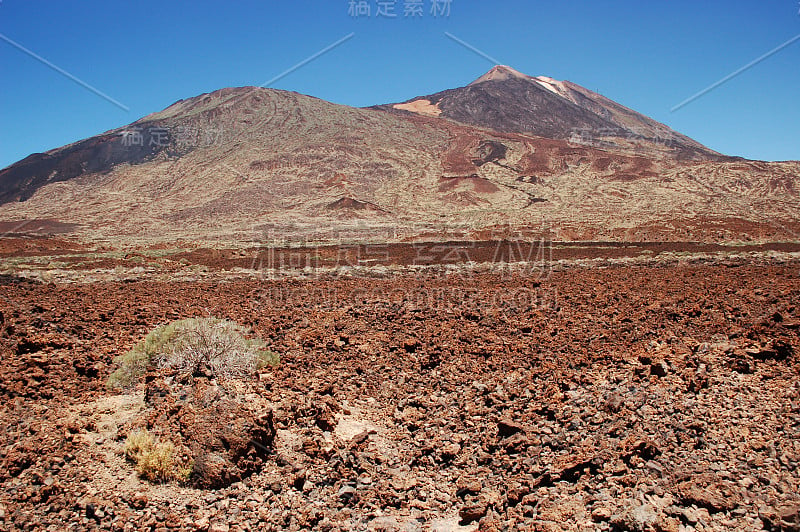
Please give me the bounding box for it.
[533,76,569,97]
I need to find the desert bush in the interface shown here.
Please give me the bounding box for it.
[123,429,192,483]
[107,320,185,390]
[107,317,278,390]
[157,317,278,379]
[123,428,156,461]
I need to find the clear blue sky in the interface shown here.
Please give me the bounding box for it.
[1,0,798,168]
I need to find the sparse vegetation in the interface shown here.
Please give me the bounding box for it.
[123,428,156,461]
[123,429,192,483]
[107,317,278,390]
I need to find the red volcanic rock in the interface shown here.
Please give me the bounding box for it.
[496,419,524,439]
[134,374,276,490]
[0,262,799,529]
[325,197,387,213]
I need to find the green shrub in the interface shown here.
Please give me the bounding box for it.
[107,319,185,390]
[107,317,277,390]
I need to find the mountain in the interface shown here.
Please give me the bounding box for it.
[385,65,717,160]
[0,68,797,244]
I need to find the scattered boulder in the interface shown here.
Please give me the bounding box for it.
[674,474,741,513]
[497,419,524,438]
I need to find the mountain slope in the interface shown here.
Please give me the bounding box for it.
[0,73,797,244]
[386,65,719,161]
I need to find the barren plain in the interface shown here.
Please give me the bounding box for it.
[1,238,799,531]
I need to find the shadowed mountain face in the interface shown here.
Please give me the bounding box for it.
[387,66,718,160]
[0,123,180,205]
[410,77,615,139]
[0,69,797,244]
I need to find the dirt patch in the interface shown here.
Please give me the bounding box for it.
[0,219,80,236]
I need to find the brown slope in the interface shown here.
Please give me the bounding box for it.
[0,82,797,244]
[0,124,180,205]
[384,65,725,161]
[385,72,617,142]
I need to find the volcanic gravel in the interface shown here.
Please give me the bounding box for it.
[1,263,799,531]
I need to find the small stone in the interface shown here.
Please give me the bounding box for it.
[456,477,482,495]
[129,493,148,510]
[645,460,664,476]
[440,442,461,460]
[165,512,181,528]
[608,460,628,476]
[338,486,357,501]
[292,470,306,491]
[257,508,271,522]
[459,501,488,524]
[681,507,701,525]
[778,504,800,530]
[630,504,658,527]
[592,507,612,522]
[604,393,624,413]
[678,483,739,513]
[351,431,369,444]
[497,419,524,438]
[650,361,668,377]
[208,523,230,532]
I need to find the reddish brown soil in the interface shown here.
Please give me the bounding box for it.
[0,219,81,237]
[1,263,799,530]
[3,235,800,277]
[0,237,87,258]
[180,241,800,272]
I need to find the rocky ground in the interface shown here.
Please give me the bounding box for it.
[1,260,800,531]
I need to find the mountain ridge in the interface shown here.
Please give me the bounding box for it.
[385,65,719,160]
[0,69,797,244]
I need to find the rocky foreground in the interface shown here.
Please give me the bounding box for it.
[1,262,800,531]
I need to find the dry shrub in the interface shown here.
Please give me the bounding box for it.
[107,317,278,390]
[123,429,191,484]
[156,317,278,379]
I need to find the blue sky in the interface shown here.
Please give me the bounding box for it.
[1,0,798,168]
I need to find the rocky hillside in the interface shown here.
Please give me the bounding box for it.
[2,263,799,530]
[0,70,797,244]
[386,65,719,161]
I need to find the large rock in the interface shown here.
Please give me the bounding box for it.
[673,473,741,513]
[134,374,275,489]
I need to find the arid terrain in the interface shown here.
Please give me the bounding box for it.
[1,242,800,531]
[1,66,799,531]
